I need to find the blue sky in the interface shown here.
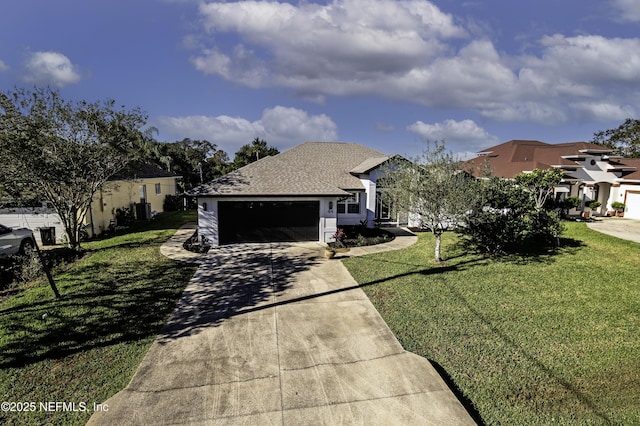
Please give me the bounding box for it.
[2,0,639,160]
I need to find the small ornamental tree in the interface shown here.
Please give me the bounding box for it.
[514,168,565,210]
[0,87,150,251]
[379,142,478,262]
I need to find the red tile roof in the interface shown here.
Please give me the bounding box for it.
[464,140,612,178]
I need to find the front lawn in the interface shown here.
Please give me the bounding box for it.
[0,211,198,425]
[342,222,640,425]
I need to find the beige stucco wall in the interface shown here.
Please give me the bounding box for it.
[86,177,178,236]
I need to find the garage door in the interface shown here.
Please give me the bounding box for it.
[218,201,319,244]
[625,192,640,219]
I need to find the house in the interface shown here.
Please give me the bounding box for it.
[0,164,181,244]
[0,204,65,246]
[189,142,397,246]
[85,163,182,237]
[464,140,640,219]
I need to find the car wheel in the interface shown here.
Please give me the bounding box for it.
[20,239,35,255]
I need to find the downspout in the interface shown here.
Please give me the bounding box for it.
[88,198,96,238]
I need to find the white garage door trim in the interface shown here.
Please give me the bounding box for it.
[625,191,640,219]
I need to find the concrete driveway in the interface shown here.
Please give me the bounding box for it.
[586,217,640,243]
[89,230,475,425]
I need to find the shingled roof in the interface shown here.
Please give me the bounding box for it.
[190,142,389,197]
[109,162,180,181]
[465,140,610,178]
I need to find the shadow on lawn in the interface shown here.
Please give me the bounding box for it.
[445,280,613,425]
[452,236,586,265]
[0,256,197,369]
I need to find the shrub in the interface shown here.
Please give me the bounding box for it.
[1,252,43,287]
[611,201,625,212]
[558,196,580,217]
[163,194,184,212]
[588,201,602,210]
[332,228,347,248]
[115,207,135,226]
[460,177,563,256]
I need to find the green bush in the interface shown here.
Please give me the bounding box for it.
[163,194,184,212]
[611,201,625,211]
[461,177,563,255]
[588,200,602,209]
[0,252,43,289]
[560,196,580,215]
[115,207,135,226]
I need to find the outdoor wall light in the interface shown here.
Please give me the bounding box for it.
[328,201,333,212]
[202,202,207,212]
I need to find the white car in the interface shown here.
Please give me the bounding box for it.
[0,224,35,257]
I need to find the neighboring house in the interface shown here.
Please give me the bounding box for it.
[0,164,181,244]
[0,205,65,246]
[86,164,181,237]
[189,142,398,246]
[465,140,640,219]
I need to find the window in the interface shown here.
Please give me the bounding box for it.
[376,191,391,219]
[337,193,360,214]
[139,185,147,203]
[155,183,162,195]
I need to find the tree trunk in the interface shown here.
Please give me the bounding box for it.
[434,231,442,263]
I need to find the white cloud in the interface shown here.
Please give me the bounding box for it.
[194,0,465,88]
[260,106,337,143]
[533,35,640,85]
[569,102,637,121]
[190,1,640,126]
[407,119,499,158]
[511,34,640,122]
[23,51,81,87]
[611,0,640,22]
[0,60,8,72]
[154,106,338,154]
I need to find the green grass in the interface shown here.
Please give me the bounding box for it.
[343,222,640,425]
[0,211,198,425]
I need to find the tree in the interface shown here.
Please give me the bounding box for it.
[514,168,565,210]
[379,142,478,262]
[233,138,279,169]
[152,138,229,190]
[0,87,150,251]
[203,149,231,182]
[592,118,640,158]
